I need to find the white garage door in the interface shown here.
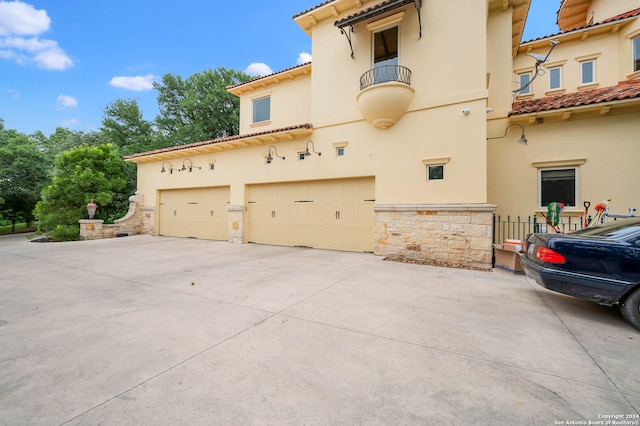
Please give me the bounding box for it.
[247,177,375,252]
[158,187,230,240]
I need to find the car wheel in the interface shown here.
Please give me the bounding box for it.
[619,287,640,331]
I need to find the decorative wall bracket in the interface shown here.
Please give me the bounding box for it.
[340,25,355,59]
[334,0,422,59]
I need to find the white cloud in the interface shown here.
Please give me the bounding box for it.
[0,48,16,59]
[0,35,56,51]
[108,75,156,91]
[0,1,50,36]
[56,94,77,108]
[60,118,79,128]
[297,52,312,65]
[33,46,72,70]
[0,2,73,70]
[245,62,273,77]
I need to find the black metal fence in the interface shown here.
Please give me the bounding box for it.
[492,214,586,267]
[360,65,412,90]
[493,214,585,245]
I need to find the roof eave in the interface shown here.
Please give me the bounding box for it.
[125,124,314,164]
[509,97,640,120]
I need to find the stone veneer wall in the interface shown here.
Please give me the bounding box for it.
[79,192,152,240]
[374,204,496,271]
[227,206,245,244]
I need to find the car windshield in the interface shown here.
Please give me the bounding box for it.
[570,219,640,239]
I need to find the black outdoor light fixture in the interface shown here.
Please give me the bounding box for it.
[181,158,201,172]
[487,123,528,145]
[266,145,285,164]
[303,140,321,157]
[160,161,176,174]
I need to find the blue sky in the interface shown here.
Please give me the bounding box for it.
[0,0,560,136]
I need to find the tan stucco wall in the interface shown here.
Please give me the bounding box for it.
[515,14,640,100]
[488,113,640,219]
[487,8,518,117]
[238,75,312,134]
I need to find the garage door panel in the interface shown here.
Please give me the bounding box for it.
[247,178,374,252]
[159,187,229,240]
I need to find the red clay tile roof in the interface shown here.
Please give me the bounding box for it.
[510,80,640,116]
[293,1,335,19]
[334,0,413,27]
[226,62,311,91]
[523,7,640,44]
[124,123,313,160]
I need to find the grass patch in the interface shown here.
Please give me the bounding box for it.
[0,222,36,235]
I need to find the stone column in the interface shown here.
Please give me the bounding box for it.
[79,219,105,240]
[227,205,245,244]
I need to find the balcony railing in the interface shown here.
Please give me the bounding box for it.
[360,65,412,91]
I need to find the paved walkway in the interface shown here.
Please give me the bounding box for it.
[0,234,638,425]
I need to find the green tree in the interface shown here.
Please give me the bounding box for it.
[154,67,251,145]
[101,98,159,198]
[44,128,107,157]
[101,98,158,155]
[0,125,51,233]
[34,144,128,241]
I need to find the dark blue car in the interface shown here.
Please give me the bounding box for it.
[520,218,640,330]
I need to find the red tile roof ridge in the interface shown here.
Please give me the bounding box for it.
[335,0,400,24]
[124,123,314,160]
[618,79,640,86]
[510,81,640,116]
[293,1,335,19]
[226,62,312,90]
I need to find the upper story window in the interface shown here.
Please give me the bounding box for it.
[580,60,595,85]
[548,67,562,90]
[374,26,398,68]
[518,72,532,95]
[252,96,270,124]
[372,25,399,84]
[634,36,640,72]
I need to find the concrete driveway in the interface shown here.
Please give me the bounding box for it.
[0,234,638,425]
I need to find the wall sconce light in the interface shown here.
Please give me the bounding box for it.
[266,145,285,164]
[303,140,321,157]
[487,123,527,145]
[161,161,176,174]
[180,158,201,172]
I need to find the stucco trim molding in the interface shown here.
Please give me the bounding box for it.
[532,158,586,168]
[421,157,450,166]
[374,203,497,212]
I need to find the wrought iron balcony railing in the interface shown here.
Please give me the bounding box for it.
[360,65,412,91]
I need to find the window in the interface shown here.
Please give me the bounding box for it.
[518,73,532,95]
[580,60,595,84]
[252,96,270,124]
[548,67,562,90]
[333,141,348,156]
[634,36,640,72]
[539,168,577,208]
[298,152,306,161]
[209,163,215,171]
[373,26,399,83]
[428,165,444,181]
